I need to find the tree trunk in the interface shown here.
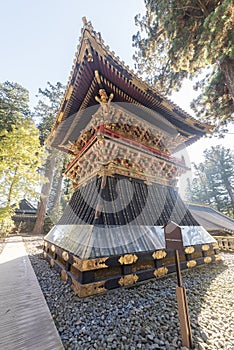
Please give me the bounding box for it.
[32,151,55,235]
[7,166,18,206]
[219,56,234,102]
[52,169,63,209]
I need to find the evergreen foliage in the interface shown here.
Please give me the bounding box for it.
[187,146,234,217]
[0,81,31,132]
[133,0,234,131]
[0,82,43,235]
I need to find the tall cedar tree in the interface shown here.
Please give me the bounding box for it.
[0,81,31,132]
[32,82,65,235]
[0,82,43,234]
[187,146,234,217]
[133,0,234,131]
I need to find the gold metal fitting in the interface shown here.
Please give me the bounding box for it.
[61,270,68,282]
[62,251,69,262]
[154,267,168,277]
[187,260,197,268]
[185,247,195,254]
[118,254,138,265]
[152,250,167,260]
[118,274,139,287]
[204,257,212,264]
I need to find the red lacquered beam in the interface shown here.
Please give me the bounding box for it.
[102,127,184,166]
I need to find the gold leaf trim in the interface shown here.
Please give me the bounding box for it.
[58,111,64,123]
[118,274,139,287]
[43,252,47,259]
[185,247,195,254]
[72,279,107,298]
[187,260,197,268]
[152,250,167,260]
[204,257,212,264]
[51,245,55,253]
[73,256,109,271]
[154,267,168,277]
[202,244,210,251]
[118,254,138,265]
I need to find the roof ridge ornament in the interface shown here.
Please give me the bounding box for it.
[82,16,95,35]
[82,17,87,25]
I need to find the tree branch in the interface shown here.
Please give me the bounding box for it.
[197,0,209,17]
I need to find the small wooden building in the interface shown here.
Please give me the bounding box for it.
[43,18,220,297]
[12,199,37,233]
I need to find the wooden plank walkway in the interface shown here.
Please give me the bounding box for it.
[0,236,64,350]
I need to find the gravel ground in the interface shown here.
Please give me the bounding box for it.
[23,236,234,350]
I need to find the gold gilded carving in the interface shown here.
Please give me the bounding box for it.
[51,245,55,253]
[204,257,212,264]
[152,250,167,260]
[185,247,195,254]
[95,89,114,114]
[71,279,106,298]
[118,274,139,287]
[62,251,69,262]
[118,254,138,265]
[202,244,210,251]
[187,260,197,268]
[215,254,223,261]
[43,252,47,259]
[154,267,168,277]
[73,256,109,271]
[61,269,68,281]
[50,259,54,268]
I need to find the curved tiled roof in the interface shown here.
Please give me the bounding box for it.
[187,203,234,233]
[47,18,213,151]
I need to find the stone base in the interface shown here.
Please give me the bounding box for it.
[43,241,221,297]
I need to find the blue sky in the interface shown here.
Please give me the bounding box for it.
[0,0,145,106]
[0,0,233,170]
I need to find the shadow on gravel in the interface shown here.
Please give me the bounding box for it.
[24,236,232,350]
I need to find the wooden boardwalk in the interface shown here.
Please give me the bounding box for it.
[0,236,64,350]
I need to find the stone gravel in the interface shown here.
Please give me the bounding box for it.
[23,236,234,350]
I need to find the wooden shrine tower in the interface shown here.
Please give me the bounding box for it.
[43,18,220,297]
